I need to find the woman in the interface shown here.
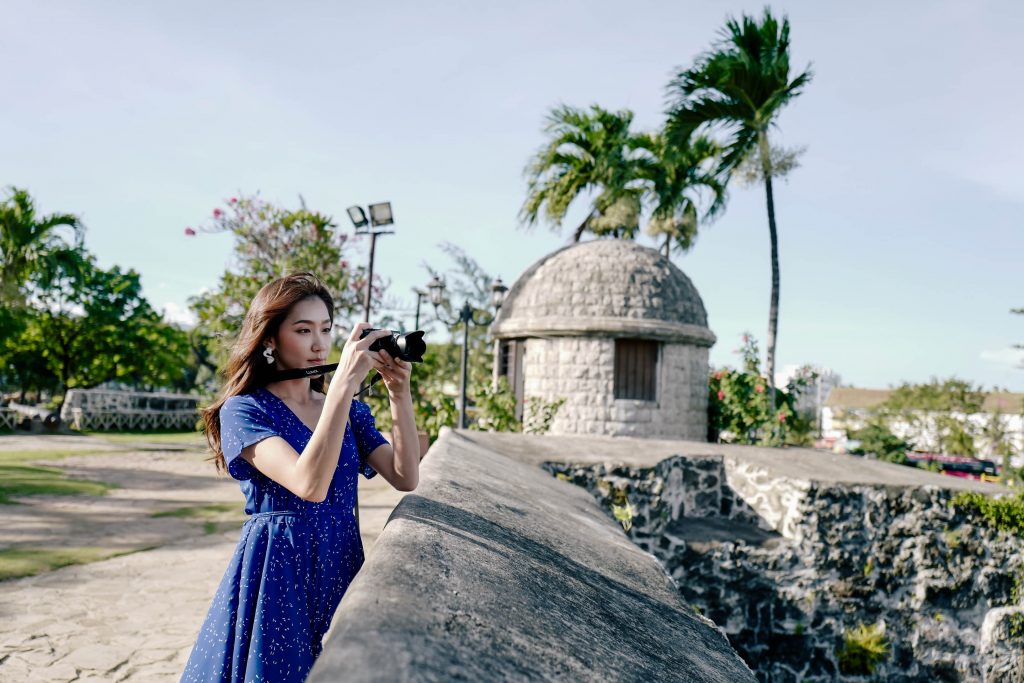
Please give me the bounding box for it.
[181,272,420,683]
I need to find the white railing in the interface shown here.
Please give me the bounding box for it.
[61,409,199,431]
[60,388,202,432]
[0,409,17,431]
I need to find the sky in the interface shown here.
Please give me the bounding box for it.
[3,0,1022,392]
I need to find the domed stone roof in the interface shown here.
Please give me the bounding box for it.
[491,240,716,346]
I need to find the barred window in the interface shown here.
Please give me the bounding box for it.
[614,339,658,401]
[496,339,526,420]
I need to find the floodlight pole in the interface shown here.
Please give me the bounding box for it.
[363,232,378,323]
[347,202,394,325]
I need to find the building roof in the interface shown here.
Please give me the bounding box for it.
[490,239,715,346]
[825,387,1024,414]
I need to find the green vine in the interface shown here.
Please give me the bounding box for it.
[951,491,1024,537]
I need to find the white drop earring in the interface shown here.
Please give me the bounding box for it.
[263,347,275,364]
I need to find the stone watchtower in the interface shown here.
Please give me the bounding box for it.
[490,240,716,439]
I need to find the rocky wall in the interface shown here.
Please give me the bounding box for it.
[544,456,1024,682]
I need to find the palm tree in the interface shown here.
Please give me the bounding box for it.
[520,104,648,242]
[0,187,84,306]
[666,8,812,408]
[638,132,727,257]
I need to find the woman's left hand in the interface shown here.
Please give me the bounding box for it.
[372,350,413,399]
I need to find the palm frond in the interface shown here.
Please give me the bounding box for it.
[520,103,649,240]
[665,7,812,177]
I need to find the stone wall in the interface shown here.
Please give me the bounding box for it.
[523,336,708,440]
[310,429,757,683]
[545,456,1024,682]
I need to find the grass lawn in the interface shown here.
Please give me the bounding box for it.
[0,448,122,504]
[80,430,206,447]
[0,463,117,504]
[0,442,228,580]
[0,546,157,581]
[152,502,247,535]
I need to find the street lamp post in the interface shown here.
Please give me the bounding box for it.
[346,202,395,323]
[427,276,508,429]
[412,287,428,331]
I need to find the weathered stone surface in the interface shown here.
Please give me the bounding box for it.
[491,240,715,442]
[525,433,1021,682]
[310,428,756,683]
[492,240,713,340]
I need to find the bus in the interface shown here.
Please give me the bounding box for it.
[904,451,998,480]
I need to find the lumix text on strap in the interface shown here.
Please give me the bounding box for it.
[269,363,382,397]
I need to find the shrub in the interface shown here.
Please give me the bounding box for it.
[837,622,890,675]
[951,490,1024,538]
[523,396,566,435]
[708,333,815,446]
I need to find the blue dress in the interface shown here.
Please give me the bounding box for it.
[181,387,389,683]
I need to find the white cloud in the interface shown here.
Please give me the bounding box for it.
[980,347,1024,367]
[161,301,196,327]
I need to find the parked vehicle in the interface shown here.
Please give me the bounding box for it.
[905,451,998,480]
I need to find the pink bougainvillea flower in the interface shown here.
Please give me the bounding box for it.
[213,208,223,218]
[714,371,723,380]
[755,385,764,394]
[184,227,196,236]
[717,390,725,401]
[229,197,238,204]
[341,260,348,269]
[778,412,787,423]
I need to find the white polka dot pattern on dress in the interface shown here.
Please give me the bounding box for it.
[180,389,390,682]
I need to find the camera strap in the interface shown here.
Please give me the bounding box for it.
[272,363,338,381]
[270,363,382,397]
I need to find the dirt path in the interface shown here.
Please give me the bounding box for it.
[0,435,407,682]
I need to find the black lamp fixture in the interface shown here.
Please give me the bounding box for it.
[346,202,395,322]
[427,275,509,429]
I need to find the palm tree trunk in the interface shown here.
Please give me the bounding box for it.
[759,132,780,416]
[572,209,597,242]
[663,234,670,258]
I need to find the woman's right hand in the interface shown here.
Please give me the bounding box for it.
[332,323,392,393]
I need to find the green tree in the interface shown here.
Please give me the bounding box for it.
[16,249,190,407]
[875,378,985,456]
[982,409,1020,484]
[366,242,532,441]
[666,7,813,408]
[186,194,375,370]
[0,307,56,399]
[848,419,912,464]
[520,104,649,242]
[639,132,727,257]
[520,105,727,254]
[0,187,84,307]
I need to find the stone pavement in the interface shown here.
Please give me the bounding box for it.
[0,436,409,682]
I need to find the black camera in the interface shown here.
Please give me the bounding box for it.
[359,328,426,363]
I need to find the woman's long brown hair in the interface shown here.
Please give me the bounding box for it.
[201,272,335,474]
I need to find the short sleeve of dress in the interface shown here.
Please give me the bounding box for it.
[350,399,389,480]
[220,395,281,481]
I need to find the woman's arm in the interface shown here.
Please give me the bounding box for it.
[366,349,420,492]
[239,324,392,502]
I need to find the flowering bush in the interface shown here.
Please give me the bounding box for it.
[707,333,815,446]
[184,193,377,369]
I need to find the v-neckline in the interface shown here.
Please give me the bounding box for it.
[258,386,330,436]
